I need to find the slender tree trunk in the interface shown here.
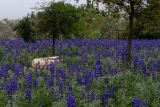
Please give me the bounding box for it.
[126,0,135,67]
[52,35,56,55]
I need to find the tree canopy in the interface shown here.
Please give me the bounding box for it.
[14,16,35,42]
[34,2,80,54]
[36,2,79,39]
[134,0,160,39]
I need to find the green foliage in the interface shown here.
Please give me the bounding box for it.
[0,47,4,63]
[100,17,127,39]
[74,8,106,38]
[108,71,158,106]
[0,90,7,107]
[134,0,160,39]
[14,17,35,42]
[36,2,79,39]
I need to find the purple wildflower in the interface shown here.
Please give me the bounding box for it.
[5,78,18,96]
[58,79,63,94]
[67,94,76,107]
[26,72,32,87]
[76,73,83,85]
[109,85,115,98]
[56,67,66,81]
[5,83,13,96]
[158,63,160,80]
[84,71,93,91]
[101,90,108,105]
[25,88,31,100]
[133,96,141,107]
[151,65,156,81]
[49,64,54,77]
[94,58,103,78]
[33,79,38,88]
[81,92,86,100]
[90,91,95,101]
[69,82,73,94]
[141,99,148,107]
[70,65,75,76]
[48,76,54,88]
[104,76,108,84]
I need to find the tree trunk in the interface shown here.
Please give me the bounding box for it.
[52,35,56,55]
[126,0,135,67]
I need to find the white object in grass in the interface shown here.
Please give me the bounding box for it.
[32,56,61,69]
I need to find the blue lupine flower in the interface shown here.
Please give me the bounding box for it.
[81,53,87,63]
[15,66,20,76]
[10,77,18,91]
[67,94,76,107]
[3,64,9,80]
[33,79,39,88]
[94,58,103,78]
[141,99,148,107]
[49,64,54,77]
[77,73,83,85]
[6,83,13,96]
[69,82,73,94]
[58,79,63,94]
[133,56,138,69]
[143,64,148,76]
[90,91,95,101]
[101,90,108,105]
[109,85,115,98]
[107,51,111,57]
[138,58,145,69]
[158,63,160,80]
[26,72,32,87]
[11,64,16,73]
[104,75,108,84]
[48,76,54,88]
[25,88,31,100]
[151,65,156,81]
[0,69,3,78]
[84,71,93,91]
[96,58,100,65]
[5,77,18,96]
[133,96,141,107]
[70,65,75,76]
[56,67,66,81]
[81,92,86,100]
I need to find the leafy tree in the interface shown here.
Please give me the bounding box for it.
[94,0,148,66]
[35,2,79,55]
[14,16,35,42]
[74,7,106,38]
[134,0,160,39]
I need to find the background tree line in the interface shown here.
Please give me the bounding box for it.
[12,0,160,42]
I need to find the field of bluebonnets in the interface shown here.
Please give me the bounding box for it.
[0,38,160,107]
